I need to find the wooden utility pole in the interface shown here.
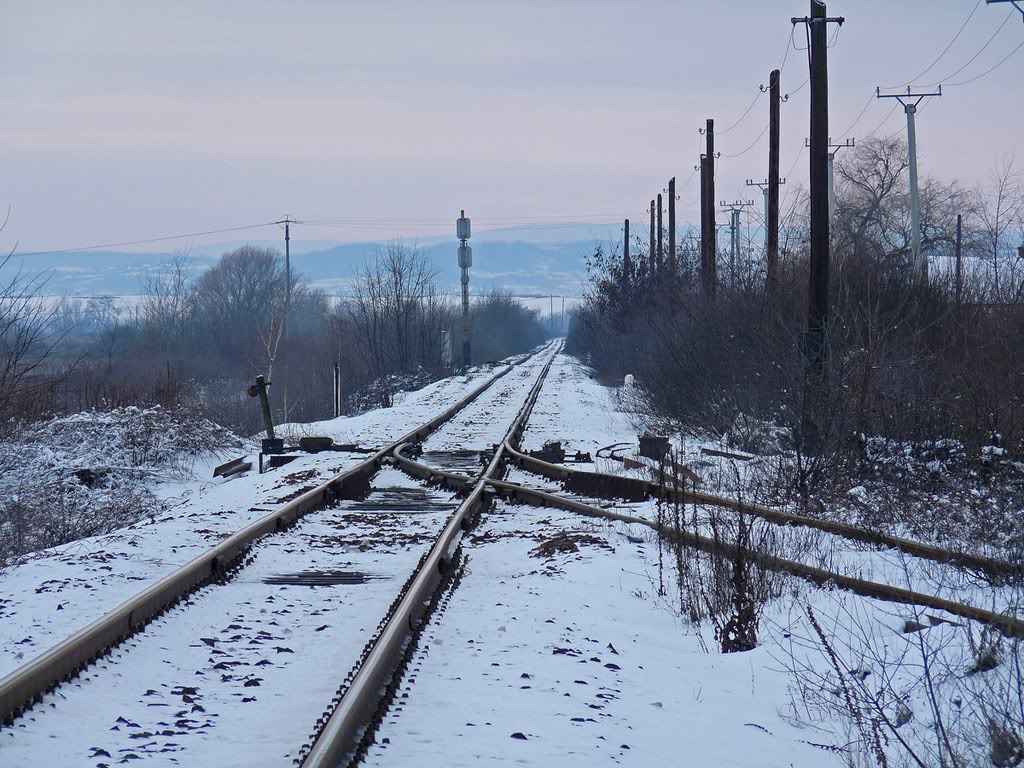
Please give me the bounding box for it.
[767,69,781,294]
[623,218,631,290]
[656,193,664,272]
[795,1,843,374]
[700,155,716,298]
[706,120,716,298]
[668,177,677,276]
[649,200,656,274]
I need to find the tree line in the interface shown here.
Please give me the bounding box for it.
[568,136,1024,507]
[0,241,546,436]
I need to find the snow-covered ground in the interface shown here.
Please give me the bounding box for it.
[0,352,541,682]
[364,502,840,768]
[1,346,1015,767]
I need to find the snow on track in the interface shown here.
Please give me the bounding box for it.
[1,469,464,766]
[0,357,520,682]
[363,502,838,768]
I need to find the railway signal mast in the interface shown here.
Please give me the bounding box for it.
[457,210,472,371]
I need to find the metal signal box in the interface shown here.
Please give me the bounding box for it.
[456,214,471,240]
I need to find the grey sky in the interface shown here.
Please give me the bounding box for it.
[1,0,1020,254]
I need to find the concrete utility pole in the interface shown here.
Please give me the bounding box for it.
[668,177,677,276]
[656,193,664,271]
[746,178,787,251]
[721,200,754,290]
[793,1,843,374]
[457,210,472,370]
[649,200,656,274]
[806,137,855,224]
[876,86,942,283]
[623,219,631,290]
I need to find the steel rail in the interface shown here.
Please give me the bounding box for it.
[0,350,545,726]
[299,342,561,768]
[504,443,1020,580]
[487,478,1024,639]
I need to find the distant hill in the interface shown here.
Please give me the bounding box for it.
[2,223,621,299]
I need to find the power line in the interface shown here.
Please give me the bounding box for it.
[945,35,1024,86]
[882,0,984,88]
[721,121,770,159]
[15,222,277,257]
[716,90,764,136]
[922,7,1015,86]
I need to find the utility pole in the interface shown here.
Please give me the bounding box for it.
[656,193,664,272]
[649,200,656,274]
[955,213,963,311]
[793,1,844,375]
[805,137,855,224]
[876,86,942,283]
[701,119,717,299]
[700,157,709,294]
[721,200,755,290]
[668,177,677,276]
[623,219,631,291]
[767,68,782,293]
[270,217,299,335]
[333,362,341,418]
[746,178,787,251]
[457,210,472,370]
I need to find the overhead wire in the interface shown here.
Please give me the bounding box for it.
[921,8,1016,87]
[882,0,984,88]
[945,36,1024,87]
[15,222,277,257]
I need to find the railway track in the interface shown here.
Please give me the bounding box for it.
[295,344,559,767]
[2,343,1016,766]
[0,343,558,759]
[496,441,1024,638]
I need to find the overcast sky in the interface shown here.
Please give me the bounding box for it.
[1,0,1021,254]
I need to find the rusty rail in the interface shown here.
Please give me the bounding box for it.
[505,442,1020,579]
[487,478,1024,639]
